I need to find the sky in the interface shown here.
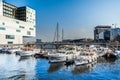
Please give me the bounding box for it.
[4,0,120,42]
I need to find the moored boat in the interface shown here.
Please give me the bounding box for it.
[74,50,98,66]
[19,49,40,57]
[105,49,120,58]
[19,50,36,57]
[48,50,67,63]
[0,48,10,53]
[114,50,120,58]
[8,47,22,53]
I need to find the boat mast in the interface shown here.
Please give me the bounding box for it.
[57,22,59,42]
[62,28,64,41]
[53,22,59,42]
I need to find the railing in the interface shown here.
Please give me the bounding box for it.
[36,42,109,45]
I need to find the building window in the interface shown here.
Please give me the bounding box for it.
[0,27,6,30]
[16,21,19,24]
[2,22,5,25]
[27,31,31,35]
[16,30,21,32]
[19,26,25,29]
[8,41,13,44]
[6,35,15,39]
[29,28,34,30]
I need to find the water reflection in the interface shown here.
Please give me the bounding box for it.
[19,56,31,61]
[8,70,26,80]
[35,59,50,79]
[47,63,64,73]
[105,58,117,63]
[97,57,117,64]
[0,54,36,80]
[72,62,97,75]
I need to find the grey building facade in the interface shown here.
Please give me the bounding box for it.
[94,25,111,41]
[98,28,120,42]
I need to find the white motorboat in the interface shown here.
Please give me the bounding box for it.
[8,47,22,53]
[74,51,98,66]
[48,45,82,63]
[20,50,39,57]
[48,49,76,63]
[75,58,89,65]
[48,50,67,63]
[19,48,40,57]
[20,51,35,57]
[111,49,120,58]
[0,48,10,53]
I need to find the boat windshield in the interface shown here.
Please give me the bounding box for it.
[66,51,73,54]
[64,47,75,51]
[58,50,66,53]
[116,48,120,51]
[80,52,89,56]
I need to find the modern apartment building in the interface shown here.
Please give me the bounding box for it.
[98,28,120,42]
[0,0,36,44]
[94,25,111,41]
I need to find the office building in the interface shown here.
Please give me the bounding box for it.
[94,25,111,41]
[0,0,36,44]
[98,28,120,42]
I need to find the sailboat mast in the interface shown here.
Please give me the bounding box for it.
[57,22,59,42]
[62,28,64,41]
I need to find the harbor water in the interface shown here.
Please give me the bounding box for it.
[0,54,120,80]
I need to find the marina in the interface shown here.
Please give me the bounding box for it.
[0,0,120,80]
[0,53,120,80]
[0,44,119,62]
[0,44,119,80]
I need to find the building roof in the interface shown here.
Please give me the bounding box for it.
[3,1,17,8]
[95,25,111,29]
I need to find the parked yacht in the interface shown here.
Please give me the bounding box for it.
[0,48,10,53]
[74,50,98,66]
[48,49,75,63]
[8,47,22,53]
[19,49,40,57]
[48,50,67,63]
[19,50,35,57]
[111,49,120,58]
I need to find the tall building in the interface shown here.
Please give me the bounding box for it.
[98,28,120,42]
[94,25,111,41]
[3,1,17,19]
[104,28,120,41]
[0,0,36,44]
[16,6,35,24]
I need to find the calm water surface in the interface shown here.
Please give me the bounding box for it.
[0,54,120,80]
